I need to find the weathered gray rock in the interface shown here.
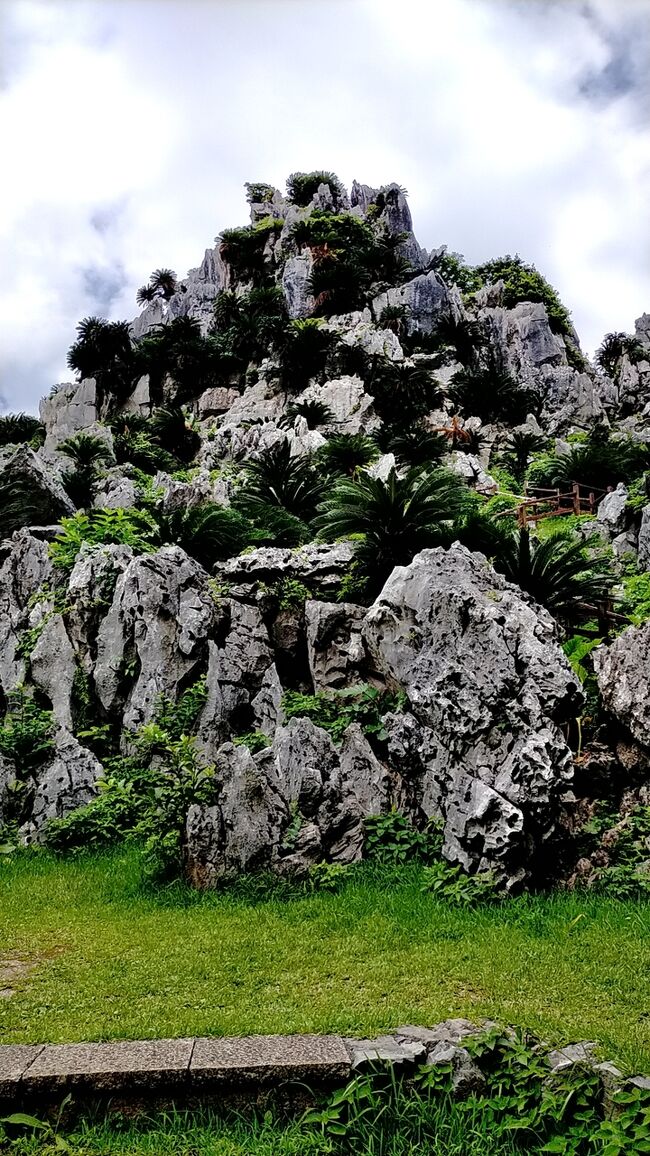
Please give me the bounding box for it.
[288,416,327,458]
[92,469,139,510]
[363,545,580,884]
[294,375,379,435]
[29,614,77,730]
[365,453,396,481]
[325,313,404,365]
[0,445,75,524]
[305,600,366,691]
[39,379,100,451]
[197,387,240,417]
[216,541,355,598]
[636,504,650,571]
[596,483,628,538]
[65,543,134,674]
[282,254,314,319]
[0,754,17,830]
[594,623,650,747]
[373,271,456,337]
[425,1042,487,1096]
[345,1036,426,1070]
[21,729,103,843]
[94,547,217,733]
[198,601,274,754]
[0,530,54,696]
[449,451,497,495]
[251,664,284,736]
[184,744,287,887]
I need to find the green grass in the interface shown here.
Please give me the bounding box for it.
[1,1101,521,1155]
[1,847,649,1071]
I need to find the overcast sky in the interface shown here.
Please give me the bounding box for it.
[1,0,649,414]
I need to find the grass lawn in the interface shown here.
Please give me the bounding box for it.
[1,847,649,1072]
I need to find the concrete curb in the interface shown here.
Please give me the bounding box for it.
[1,1034,351,1103]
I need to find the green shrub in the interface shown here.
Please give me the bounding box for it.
[232,731,271,753]
[49,508,158,574]
[617,570,650,625]
[244,181,275,204]
[421,861,499,907]
[0,412,45,448]
[281,683,407,745]
[286,170,345,207]
[363,810,443,865]
[0,687,54,771]
[470,254,572,336]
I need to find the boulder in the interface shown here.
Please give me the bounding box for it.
[305,600,366,691]
[638,505,650,571]
[92,469,139,510]
[39,379,100,451]
[294,375,379,435]
[362,545,580,884]
[596,483,628,538]
[29,614,77,730]
[65,543,134,674]
[197,601,274,754]
[0,530,54,696]
[282,254,314,319]
[0,445,75,524]
[216,541,355,598]
[197,387,240,418]
[373,271,456,337]
[594,623,650,747]
[94,546,217,733]
[20,729,104,843]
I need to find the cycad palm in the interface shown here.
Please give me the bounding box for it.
[317,434,378,477]
[0,413,45,448]
[157,503,250,569]
[238,440,323,521]
[150,269,177,300]
[494,527,613,624]
[58,433,114,509]
[317,465,468,586]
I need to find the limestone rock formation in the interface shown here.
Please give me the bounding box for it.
[363,545,580,883]
[594,623,650,748]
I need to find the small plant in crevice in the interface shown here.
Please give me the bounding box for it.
[232,730,271,754]
[363,810,443,865]
[281,683,407,745]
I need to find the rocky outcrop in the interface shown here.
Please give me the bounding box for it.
[0,445,75,523]
[0,530,55,696]
[363,545,580,885]
[198,601,274,754]
[94,546,217,733]
[594,623,650,748]
[20,729,104,843]
[295,374,379,435]
[305,600,365,691]
[216,541,355,598]
[373,271,457,337]
[39,379,101,451]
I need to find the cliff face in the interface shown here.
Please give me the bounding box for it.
[2,173,650,893]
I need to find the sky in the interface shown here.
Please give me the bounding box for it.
[1,0,649,414]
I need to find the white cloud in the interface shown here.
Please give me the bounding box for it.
[1,0,648,413]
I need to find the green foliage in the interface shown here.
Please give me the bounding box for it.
[246,504,311,548]
[58,432,115,508]
[449,361,540,425]
[492,526,614,627]
[149,268,177,299]
[317,465,469,590]
[281,683,407,745]
[292,210,406,314]
[149,406,201,464]
[213,286,288,366]
[471,254,572,336]
[307,862,351,893]
[0,686,54,772]
[368,357,443,427]
[0,412,45,448]
[495,430,549,484]
[364,810,443,865]
[316,434,379,477]
[49,508,158,573]
[219,218,282,283]
[617,570,650,625]
[237,439,324,521]
[596,331,647,376]
[286,170,345,206]
[384,424,450,469]
[421,861,499,907]
[530,431,650,491]
[430,248,482,294]
[67,316,136,397]
[582,806,650,901]
[156,502,253,569]
[232,730,271,753]
[109,412,178,474]
[283,398,335,428]
[44,679,214,881]
[261,577,311,609]
[244,181,275,204]
[278,318,332,390]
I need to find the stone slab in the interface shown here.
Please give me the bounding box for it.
[22,1038,194,1094]
[0,1045,44,1097]
[190,1034,350,1086]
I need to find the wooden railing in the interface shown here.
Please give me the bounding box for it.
[495,482,608,528]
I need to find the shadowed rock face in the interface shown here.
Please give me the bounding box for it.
[595,623,650,749]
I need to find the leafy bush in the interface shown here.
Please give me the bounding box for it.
[421,861,499,907]
[317,464,469,590]
[529,432,650,491]
[595,331,647,376]
[58,432,115,508]
[286,170,345,207]
[449,362,539,425]
[471,254,572,336]
[67,317,136,397]
[281,683,407,745]
[219,219,282,283]
[617,570,650,625]
[244,181,275,204]
[316,434,379,477]
[278,318,332,391]
[0,687,54,771]
[50,508,158,573]
[283,398,335,428]
[237,439,324,522]
[0,412,45,448]
[364,810,443,865]
[156,502,253,569]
